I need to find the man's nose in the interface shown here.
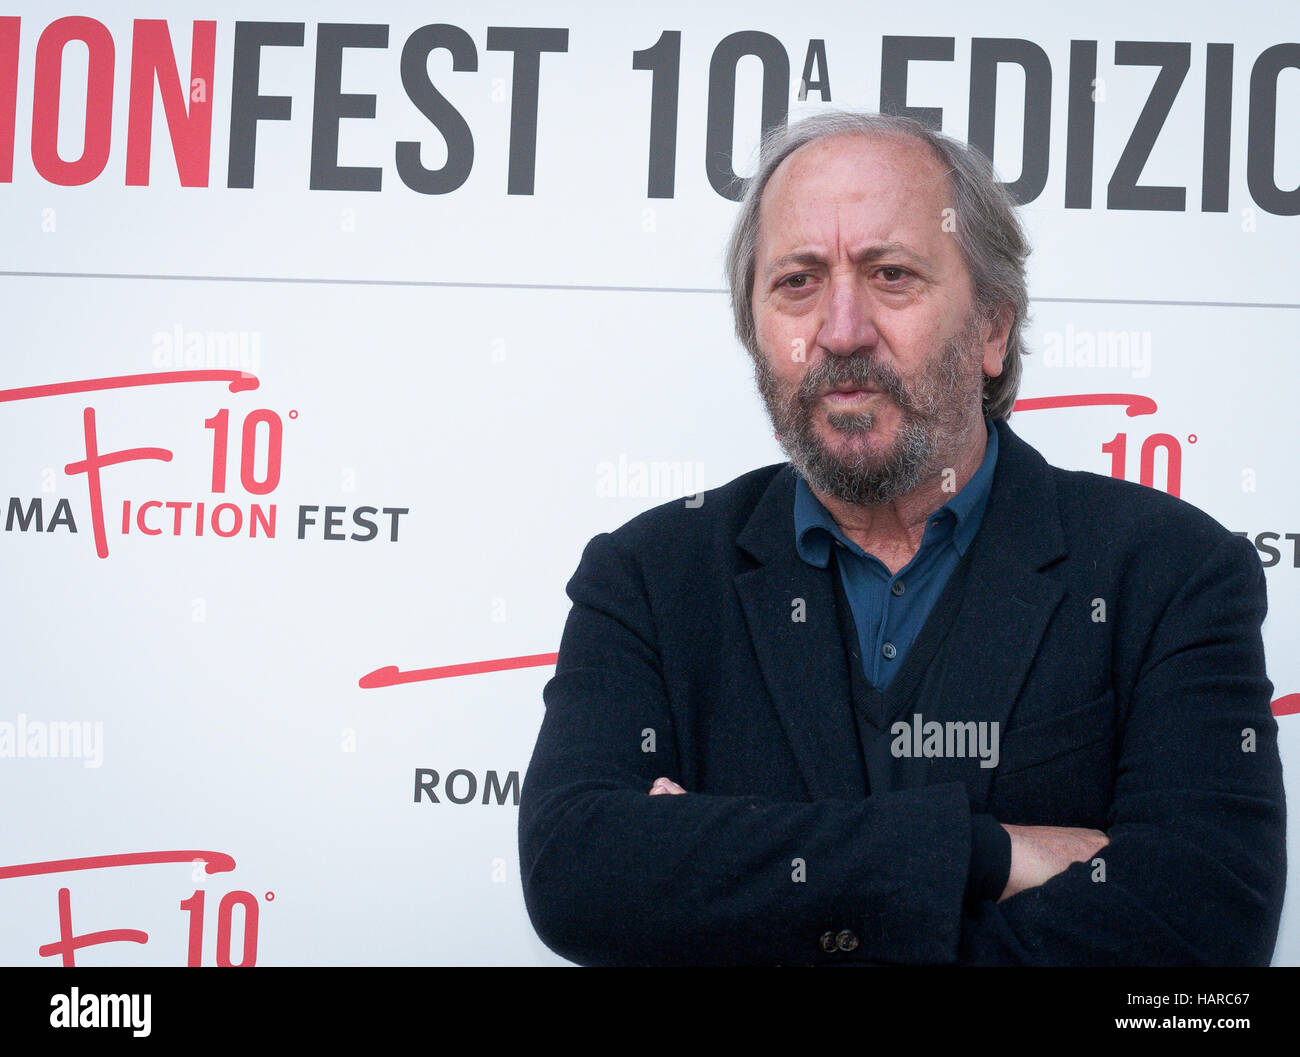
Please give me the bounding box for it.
[817,273,879,357]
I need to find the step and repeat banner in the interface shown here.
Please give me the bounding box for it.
[1,0,1297,965]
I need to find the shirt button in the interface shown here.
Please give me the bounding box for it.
[819,930,838,953]
[882,642,897,660]
[836,929,860,952]
[891,580,905,596]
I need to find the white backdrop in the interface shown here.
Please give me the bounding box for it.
[1,0,1297,965]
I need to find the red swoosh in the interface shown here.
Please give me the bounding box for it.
[0,850,236,881]
[1272,694,1300,717]
[1013,393,1157,416]
[0,369,258,403]
[360,652,559,689]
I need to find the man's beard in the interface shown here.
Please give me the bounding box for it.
[752,312,985,506]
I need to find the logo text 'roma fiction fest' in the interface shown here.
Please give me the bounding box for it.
[0,16,1296,213]
[3,373,410,558]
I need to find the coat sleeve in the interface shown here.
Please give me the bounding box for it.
[958,533,1287,965]
[518,531,980,966]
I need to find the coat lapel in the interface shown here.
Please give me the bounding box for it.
[733,466,867,800]
[893,419,1068,804]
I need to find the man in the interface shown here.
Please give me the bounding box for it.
[518,110,1286,966]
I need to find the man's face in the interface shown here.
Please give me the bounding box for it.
[750,132,1007,505]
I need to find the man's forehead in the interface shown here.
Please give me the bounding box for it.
[757,133,953,247]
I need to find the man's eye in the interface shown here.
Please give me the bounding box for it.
[781,274,810,289]
[878,266,908,282]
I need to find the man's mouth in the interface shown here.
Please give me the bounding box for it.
[822,386,881,404]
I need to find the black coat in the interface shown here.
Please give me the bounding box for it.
[518,417,1286,965]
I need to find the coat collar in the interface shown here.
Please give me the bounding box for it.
[732,418,1068,801]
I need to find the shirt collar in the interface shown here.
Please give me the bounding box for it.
[793,416,999,568]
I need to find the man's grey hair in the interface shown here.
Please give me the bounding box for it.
[724,111,1031,421]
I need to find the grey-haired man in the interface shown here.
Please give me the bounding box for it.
[519,111,1285,966]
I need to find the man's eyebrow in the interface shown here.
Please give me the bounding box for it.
[763,242,926,279]
[764,251,823,278]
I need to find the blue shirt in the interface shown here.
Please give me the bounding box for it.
[794,417,999,691]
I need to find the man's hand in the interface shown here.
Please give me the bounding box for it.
[999,824,1109,902]
[649,777,686,795]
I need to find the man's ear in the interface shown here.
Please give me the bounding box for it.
[981,304,1014,379]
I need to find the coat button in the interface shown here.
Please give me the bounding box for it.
[891,580,905,596]
[882,642,897,660]
[819,930,838,952]
[836,929,860,952]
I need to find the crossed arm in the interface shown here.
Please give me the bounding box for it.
[650,775,1111,904]
[520,532,1286,965]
